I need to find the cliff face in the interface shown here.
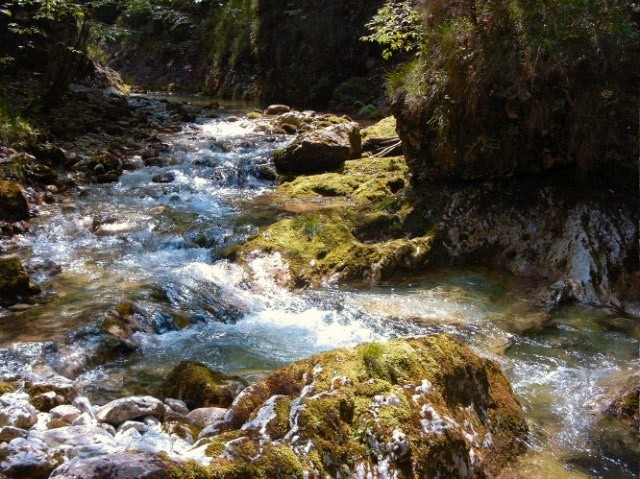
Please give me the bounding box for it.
[255,0,384,106]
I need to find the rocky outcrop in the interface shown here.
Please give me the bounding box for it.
[433,182,639,310]
[239,148,638,310]
[202,334,527,478]
[0,180,29,222]
[274,122,361,174]
[0,257,41,307]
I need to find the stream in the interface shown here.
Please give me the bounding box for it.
[0,101,637,478]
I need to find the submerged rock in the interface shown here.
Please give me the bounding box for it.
[0,180,30,222]
[160,361,248,410]
[274,122,361,174]
[199,334,527,478]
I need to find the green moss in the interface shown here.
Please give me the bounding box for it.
[205,430,244,458]
[0,381,16,395]
[361,116,397,142]
[161,361,248,409]
[247,111,263,120]
[249,444,305,479]
[236,155,436,287]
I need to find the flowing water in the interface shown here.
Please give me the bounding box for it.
[0,103,637,478]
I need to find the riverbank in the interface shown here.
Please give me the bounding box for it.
[0,94,637,478]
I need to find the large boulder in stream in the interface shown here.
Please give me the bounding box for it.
[0,257,41,306]
[274,122,361,175]
[199,334,527,478]
[0,180,29,222]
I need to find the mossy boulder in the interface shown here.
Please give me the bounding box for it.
[234,156,433,287]
[161,361,248,410]
[273,122,361,175]
[0,180,30,222]
[201,334,527,478]
[0,257,40,306]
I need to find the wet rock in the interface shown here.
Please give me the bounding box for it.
[0,393,38,429]
[0,437,58,479]
[274,122,362,174]
[49,452,172,479]
[201,335,527,478]
[160,361,248,410]
[96,396,165,425]
[186,407,226,429]
[26,377,79,412]
[0,180,30,222]
[151,172,175,184]
[0,258,41,307]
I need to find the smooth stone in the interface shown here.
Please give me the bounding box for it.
[49,405,81,424]
[96,396,165,425]
[186,407,227,428]
[265,104,291,115]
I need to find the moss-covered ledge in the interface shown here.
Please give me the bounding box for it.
[230,156,436,288]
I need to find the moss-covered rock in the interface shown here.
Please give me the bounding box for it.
[161,361,248,410]
[234,156,433,287]
[200,334,527,478]
[0,257,40,306]
[0,179,30,222]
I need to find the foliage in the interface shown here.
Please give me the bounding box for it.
[386,0,639,179]
[0,92,36,145]
[362,0,423,60]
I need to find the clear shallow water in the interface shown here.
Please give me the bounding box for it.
[0,109,637,478]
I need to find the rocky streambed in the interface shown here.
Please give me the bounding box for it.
[0,93,637,478]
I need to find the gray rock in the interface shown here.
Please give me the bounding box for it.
[186,407,227,428]
[49,452,172,479]
[33,425,117,455]
[96,396,165,425]
[0,437,57,479]
[274,122,361,174]
[0,393,38,429]
[49,405,82,424]
[164,398,189,416]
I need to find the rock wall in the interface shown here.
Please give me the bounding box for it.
[255,0,384,106]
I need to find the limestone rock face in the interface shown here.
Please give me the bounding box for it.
[202,334,528,479]
[0,180,29,222]
[274,122,361,175]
